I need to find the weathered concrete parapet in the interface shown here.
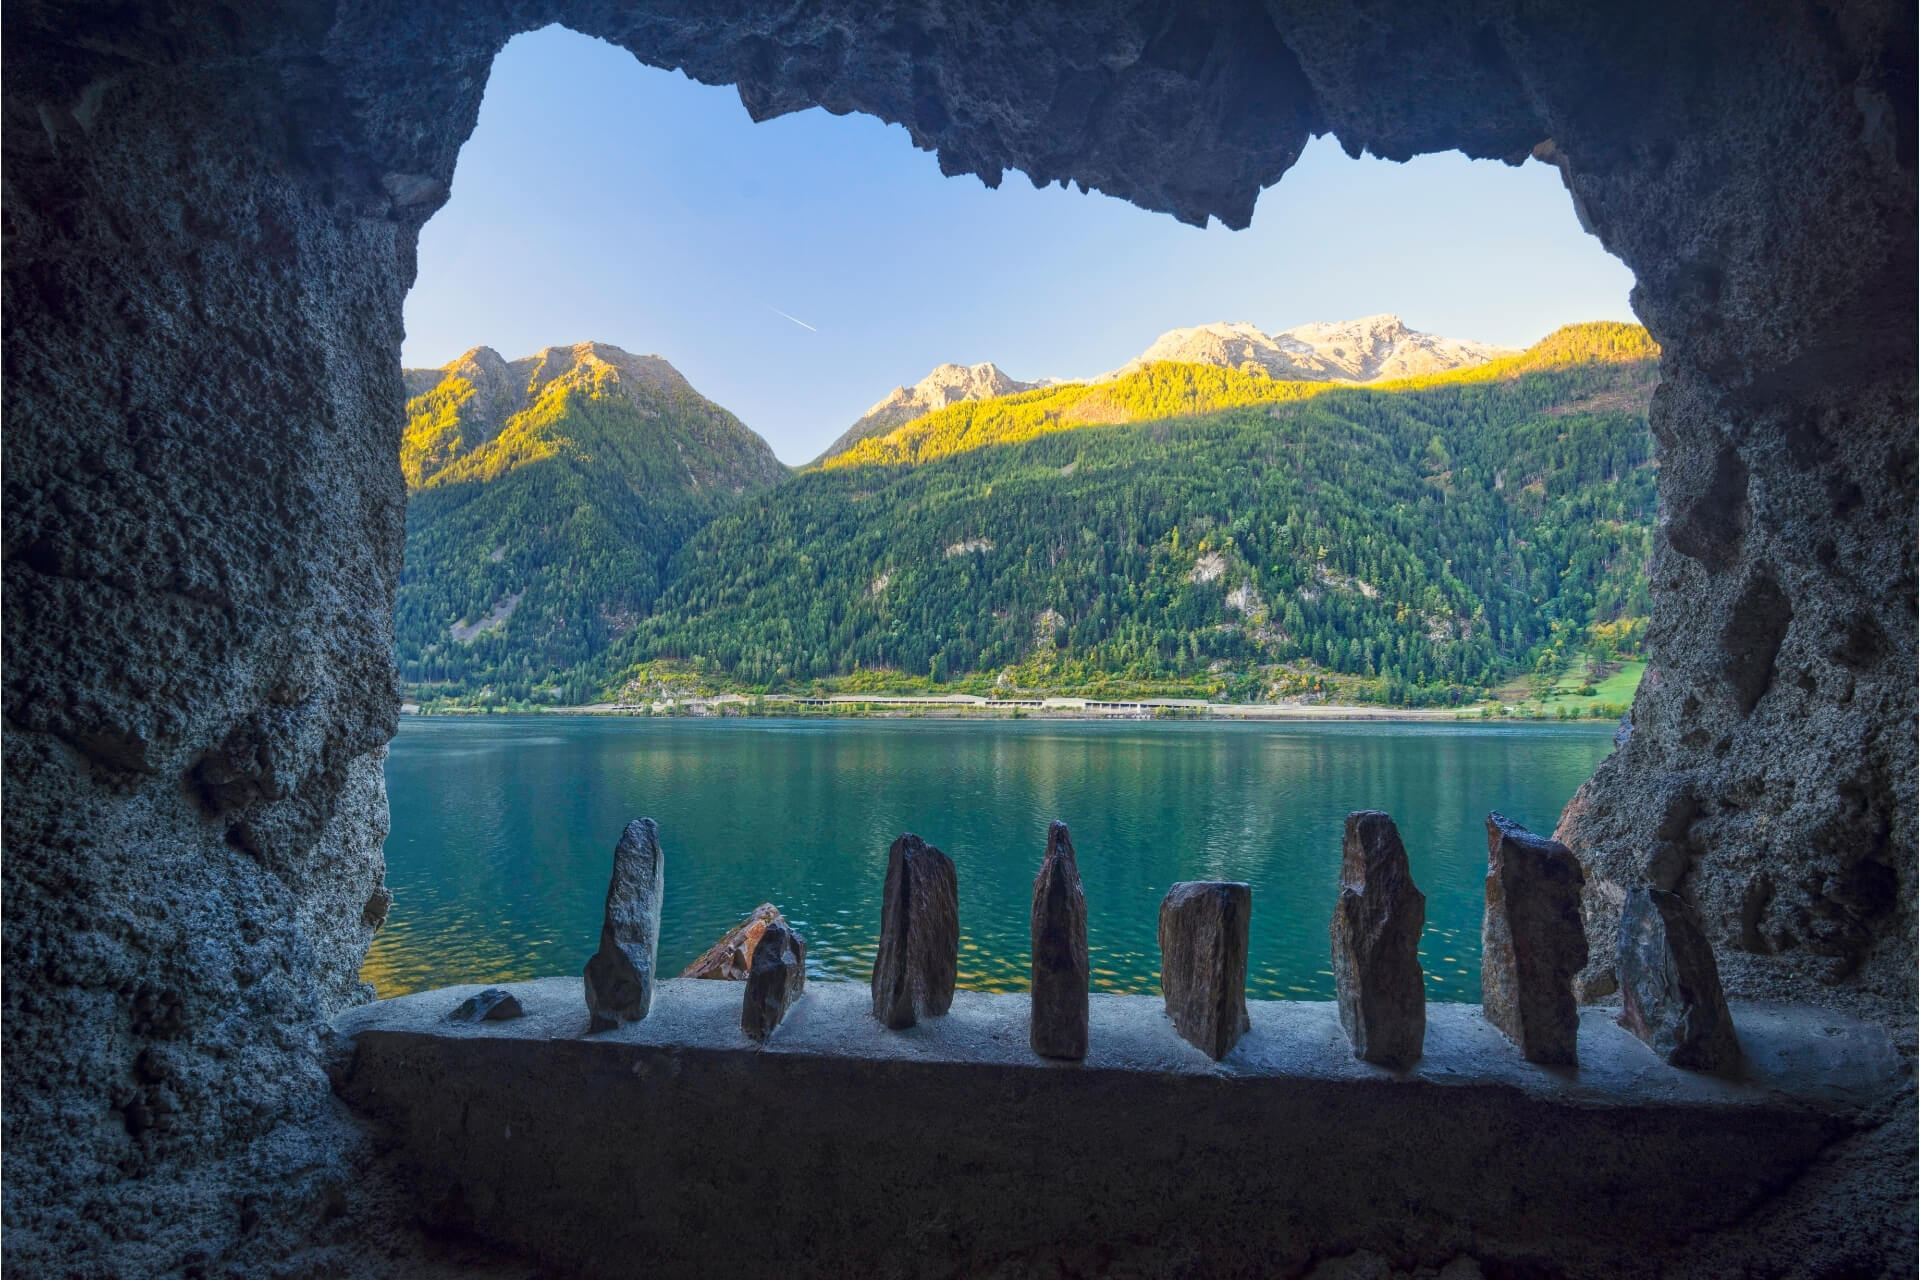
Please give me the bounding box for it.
[1617,886,1739,1071]
[1159,881,1252,1060]
[584,818,664,1030]
[335,979,1903,1279]
[1330,811,1426,1067]
[1482,813,1587,1065]
[871,833,959,1028]
[1030,820,1090,1060]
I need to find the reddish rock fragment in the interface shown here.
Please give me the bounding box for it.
[1330,811,1427,1067]
[1481,813,1588,1065]
[1030,821,1090,1060]
[682,903,786,979]
[870,833,959,1029]
[1159,881,1251,1060]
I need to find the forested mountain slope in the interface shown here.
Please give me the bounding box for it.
[396,342,788,700]
[600,324,1657,704]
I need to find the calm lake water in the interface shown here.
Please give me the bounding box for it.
[364,716,1617,1002]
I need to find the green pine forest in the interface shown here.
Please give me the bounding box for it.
[398,323,1659,710]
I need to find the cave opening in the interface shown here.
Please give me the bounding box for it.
[379,22,1650,1011]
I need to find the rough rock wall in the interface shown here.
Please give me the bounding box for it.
[2,8,417,1273]
[3,1,1913,1276]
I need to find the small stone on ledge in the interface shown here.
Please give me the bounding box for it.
[742,920,807,1041]
[1159,881,1251,1060]
[446,988,525,1023]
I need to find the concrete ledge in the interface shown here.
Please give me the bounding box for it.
[336,979,1901,1278]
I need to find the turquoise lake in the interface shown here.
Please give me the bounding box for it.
[365,716,1617,1001]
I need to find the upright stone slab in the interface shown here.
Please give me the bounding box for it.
[583,818,665,1032]
[741,920,808,1042]
[1330,811,1427,1067]
[1030,821,1091,1060]
[1617,886,1740,1071]
[1481,813,1588,1065]
[1158,881,1252,1060]
[870,833,960,1029]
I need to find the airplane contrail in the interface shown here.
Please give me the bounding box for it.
[764,303,818,333]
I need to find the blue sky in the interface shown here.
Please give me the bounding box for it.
[404,25,1638,464]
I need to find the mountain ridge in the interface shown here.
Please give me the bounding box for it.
[397,321,1659,709]
[815,361,1043,464]
[819,322,1650,472]
[1100,314,1518,383]
[395,341,788,700]
[816,314,1518,465]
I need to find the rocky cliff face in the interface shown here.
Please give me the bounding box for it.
[4,1,1912,1276]
[818,361,1038,462]
[1105,314,1514,382]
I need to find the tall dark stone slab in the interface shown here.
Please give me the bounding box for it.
[1330,811,1427,1067]
[870,833,960,1029]
[1158,881,1252,1060]
[1030,821,1090,1060]
[1617,886,1740,1071]
[1481,813,1588,1065]
[741,920,807,1042]
[583,818,665,1031]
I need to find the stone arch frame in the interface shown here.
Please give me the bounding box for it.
[3,1,1912,1274]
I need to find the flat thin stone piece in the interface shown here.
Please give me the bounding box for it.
[682,903,785,979]
[1617,886,1740,1071]
[1159,881,1251,1060]
[1030,821,1090,1060]
[870,833,959,1029]
[584,818,665,1031]
[447,988,525,1023]
[1481,812,1588,1065]
[1330,811,1427,1067]
[741,920,807,1041]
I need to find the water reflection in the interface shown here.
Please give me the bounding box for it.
[365,717,1616,1002]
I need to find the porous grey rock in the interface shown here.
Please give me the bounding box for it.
[1158,881,1252,1060]
[741,920,807,1041]
[1030,821,1090,1060]
[681,902,786,979]
[584,819,665,1031]
[1617,886,1739,1071]
[871,833,959,1029]
[447,989,525,1023]
[1330,811,1426,1068]
[1482,814,1589,1065]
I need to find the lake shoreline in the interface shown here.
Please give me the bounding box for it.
[401,697,1624,724]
